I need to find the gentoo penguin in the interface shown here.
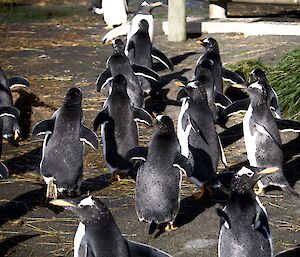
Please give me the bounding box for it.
[102,0,127,29]
[51,196,173,257]
[0,105,20,179]
[127,115,191,232]
[127,19,173,93]
[176,80,227,197]
[32,88,98,199]
[94,74,153,180]
[232,82,298,196]
[96,39,160,107]
[0,66,29,146]
[217,166,278,257]
[102,1,163,43]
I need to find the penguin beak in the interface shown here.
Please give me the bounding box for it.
[174,81,186,87]
[196,40,204,45]
[257,167,279,175]
[230,83,247,89]
[150,2,163,7]
[50,199,77,208]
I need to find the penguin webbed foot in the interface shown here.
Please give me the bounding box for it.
[164,223,177,232]
[193,183,213,201]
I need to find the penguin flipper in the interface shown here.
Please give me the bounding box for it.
[102,23,130,43]
[275,118,300,133]
[0,106,20,119]
[252,206,270,239]
[215,92,232,109]
[173,152,192,176]
[126,146,148,162]
[216,208,231,229]
[254,121,282,150]
[221,67,245,85]
[127,239,173,257]
[176,88,189,102]
[133,107,153,126]
[222,98,250,117]
[80,124,99,150]
[132,64,160,82]
[151,47,174,71]
[8,76,30,89]
[188,115,208,145]
[93,107,110,131]
[0,162,9,179]
[32,118,55,136]
[96,68,112,92]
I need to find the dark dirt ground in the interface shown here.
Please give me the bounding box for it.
[0,1,299,256]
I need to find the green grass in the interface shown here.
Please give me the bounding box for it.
[225,48,300,120]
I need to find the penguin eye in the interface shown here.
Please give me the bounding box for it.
[247,171,254,177]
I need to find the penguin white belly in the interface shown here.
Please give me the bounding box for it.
[102,0,127,27]
[177,99,192,158]
[243,106,258,166]
[74,222,86,257]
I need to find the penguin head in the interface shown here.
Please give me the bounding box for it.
[138,19,149,32]
[250,68,267,84]
[111,74,127,93]
[199,38,219,52]
[176,80,208,104]
[230,166,278,195]
[155,115,175,136]
[231,81,267,102]
[138,1,163,14]
[112,39,125,54]
[51,196,113,225]
[64,87,82,108]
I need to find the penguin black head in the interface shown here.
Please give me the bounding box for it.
[231,81,268,102]
[64,87,82,108]
[137,1,163,14]
[156,115,175,136]
[250,69,268,84]
[177,80,208,104]
[230,166,278,196]
[112,74,127,92]
[138,19,149,31]
[112,39,125,54]
[51,196,113,225]
[199,38,219,52]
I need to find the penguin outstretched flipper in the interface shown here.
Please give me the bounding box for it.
[216,208,231,229]
[221,67,246,85]
[133,107,153,126]
[0,162,9,179]
[215,92,232,109]
[127,239,173,257]
[96,68,113,92]
[188,115,208,145]
[275,118,300,133]
[0,106,20,118]
[32,118,55,136]
[173,152,192,176]
[8,76,30,89]
[151,47,174,71]
[102,23,130,43]
[252,204,271,239]
[126,146,148,162]
[80,124,99,150]
[131,64,160,82]
[93,107,110,131]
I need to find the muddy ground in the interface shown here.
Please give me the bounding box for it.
[0,1,299,257]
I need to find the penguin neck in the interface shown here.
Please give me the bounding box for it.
[231,192,256,209]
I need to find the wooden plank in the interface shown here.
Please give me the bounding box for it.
[168,0,187,42]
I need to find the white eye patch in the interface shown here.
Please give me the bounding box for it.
[78,196,95,207]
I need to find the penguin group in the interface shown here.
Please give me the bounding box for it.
[1,1,300,257]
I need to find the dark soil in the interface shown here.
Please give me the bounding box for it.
[0,1,299,257]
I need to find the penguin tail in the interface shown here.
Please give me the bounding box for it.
[148,221,158,235]
[282,184,299,197]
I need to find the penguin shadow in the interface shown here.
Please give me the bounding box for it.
[219,122,244,148]
[145,68,190,114]
[275,245,300,257]
[80,174,111,195]
[152,52,198,72]
[0,234,39,256]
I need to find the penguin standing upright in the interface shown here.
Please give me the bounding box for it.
[102,0,127,29]
[176,80,227,197]
[232,81,298,196]
[32,88,98,199]
[0,66,29,146]
[127,115,191,232]
[217,166,278,257]
[127,19,173,93]
[94,74,153,180]
[51,196,173,257]
[96,39,160,108]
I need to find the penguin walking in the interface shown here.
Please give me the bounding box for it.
[94,74,153,180]
[217,166,278,257]
[127,115,191,232]
[96,39,160,108]
[102,1,163,43]
[102,0,127,29]
[0,66,29,146]
[176,80,227,198]
[51,196,173,257]
[127,19,173,93]
[32,88,98,199]
[0,105,20,179]
[231,82,298,196]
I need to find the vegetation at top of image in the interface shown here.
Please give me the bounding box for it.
[226,48,300,120]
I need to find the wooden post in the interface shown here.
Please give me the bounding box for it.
[168,0,187,42]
